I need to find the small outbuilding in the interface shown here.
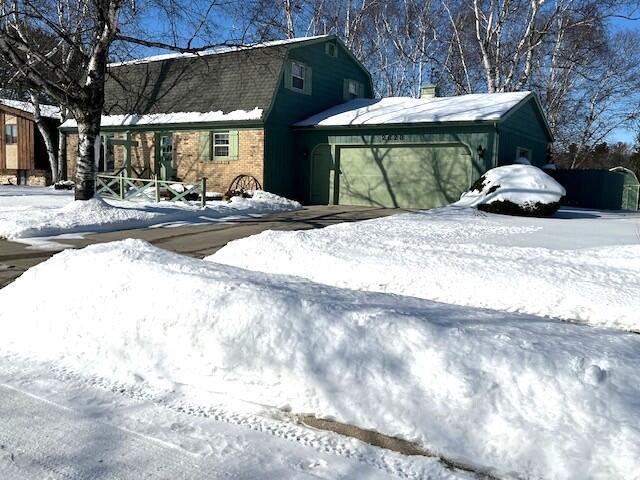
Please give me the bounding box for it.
[0,99,60,186]
[294,89,553,209]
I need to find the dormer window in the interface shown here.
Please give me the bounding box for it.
[325,42,337,58]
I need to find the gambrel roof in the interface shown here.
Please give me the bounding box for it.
[101,36,329,121]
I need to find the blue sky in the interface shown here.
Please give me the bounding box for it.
[131,5,639,145]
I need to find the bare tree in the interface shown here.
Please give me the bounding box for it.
[0,0,226,200]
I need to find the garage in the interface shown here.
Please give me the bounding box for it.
[296,91,554,208]
[311,143,471,208]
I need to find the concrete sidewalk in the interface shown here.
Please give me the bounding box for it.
[0,205,404,287]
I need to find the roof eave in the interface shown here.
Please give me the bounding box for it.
[292,119,505,130]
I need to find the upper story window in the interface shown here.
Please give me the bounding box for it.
[325,42,337,58]
[286,60,312,95]
[4,123,17,144]
[344,79,364,101]
[291,62,306,91]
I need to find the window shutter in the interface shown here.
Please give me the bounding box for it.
[304,66,313,95]
[229,130,239,159]
[343,79,349,101]
[358,81,365,97]
[198,131,211,161]
[284,61,293,90]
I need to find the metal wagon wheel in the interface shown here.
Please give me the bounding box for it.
[226,174,262,199]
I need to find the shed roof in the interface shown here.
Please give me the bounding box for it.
[0,98,61,120]
[93,36,330,125]
[294,92,533,127]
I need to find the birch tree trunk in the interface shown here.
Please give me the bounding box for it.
[58,131,67,181]
[74,113,101,200]
[29,93,59,184]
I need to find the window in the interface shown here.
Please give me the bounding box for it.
[343,79,364,101]
[286,60,312,95]
[325,42,337,58]
[214,131,230,157]
[516,147,532,164]
[199,130,239,161]
[4,124,17,144]
[291,62,305,91]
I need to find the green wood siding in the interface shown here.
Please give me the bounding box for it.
[498,98,551,167]
[264,39,373,199]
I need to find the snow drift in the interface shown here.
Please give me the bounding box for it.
[0,197,161,239]
[210,207,640,331]
[1,239,639,479]
[455,164,566,216]
[0,189,302,240]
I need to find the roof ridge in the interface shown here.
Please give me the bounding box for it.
[109,35,331,68]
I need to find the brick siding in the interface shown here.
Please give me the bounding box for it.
[65,128,264,194]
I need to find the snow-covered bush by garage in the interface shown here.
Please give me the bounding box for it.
[455,164,566,217]
[0,239,639,479]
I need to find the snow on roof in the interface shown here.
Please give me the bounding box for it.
[109,35,330,68]
[0,98,61,120]
[295,91,532,127]
[60,108,263,129]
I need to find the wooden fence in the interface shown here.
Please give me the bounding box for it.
[97,172,207,208]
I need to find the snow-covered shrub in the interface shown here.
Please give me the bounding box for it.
[455,164,566,217]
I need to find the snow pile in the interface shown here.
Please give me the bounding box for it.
[210,207,640,331]
[60,108,263,128]
[228,190,302,212]
[0,186,302,241]
[0,197,161,239]
[295,92,531,126]
[1,239,639,479]
[455,165,566,216]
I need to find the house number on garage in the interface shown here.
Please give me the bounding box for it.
[379,134,405,142]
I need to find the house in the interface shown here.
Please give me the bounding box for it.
[60,35,553,209]
[0,99,60,186]
[60,35,373,198]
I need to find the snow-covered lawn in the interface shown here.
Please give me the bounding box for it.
[0,186,301,245]
[1,239,639,479]
[0,356,436,480]
[210,206,640,331]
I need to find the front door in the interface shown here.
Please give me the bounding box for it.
[158,134,173,180]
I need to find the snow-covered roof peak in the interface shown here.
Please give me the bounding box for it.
[0,98,61,120]
[295,91,532,127]
[109,35,331,68]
